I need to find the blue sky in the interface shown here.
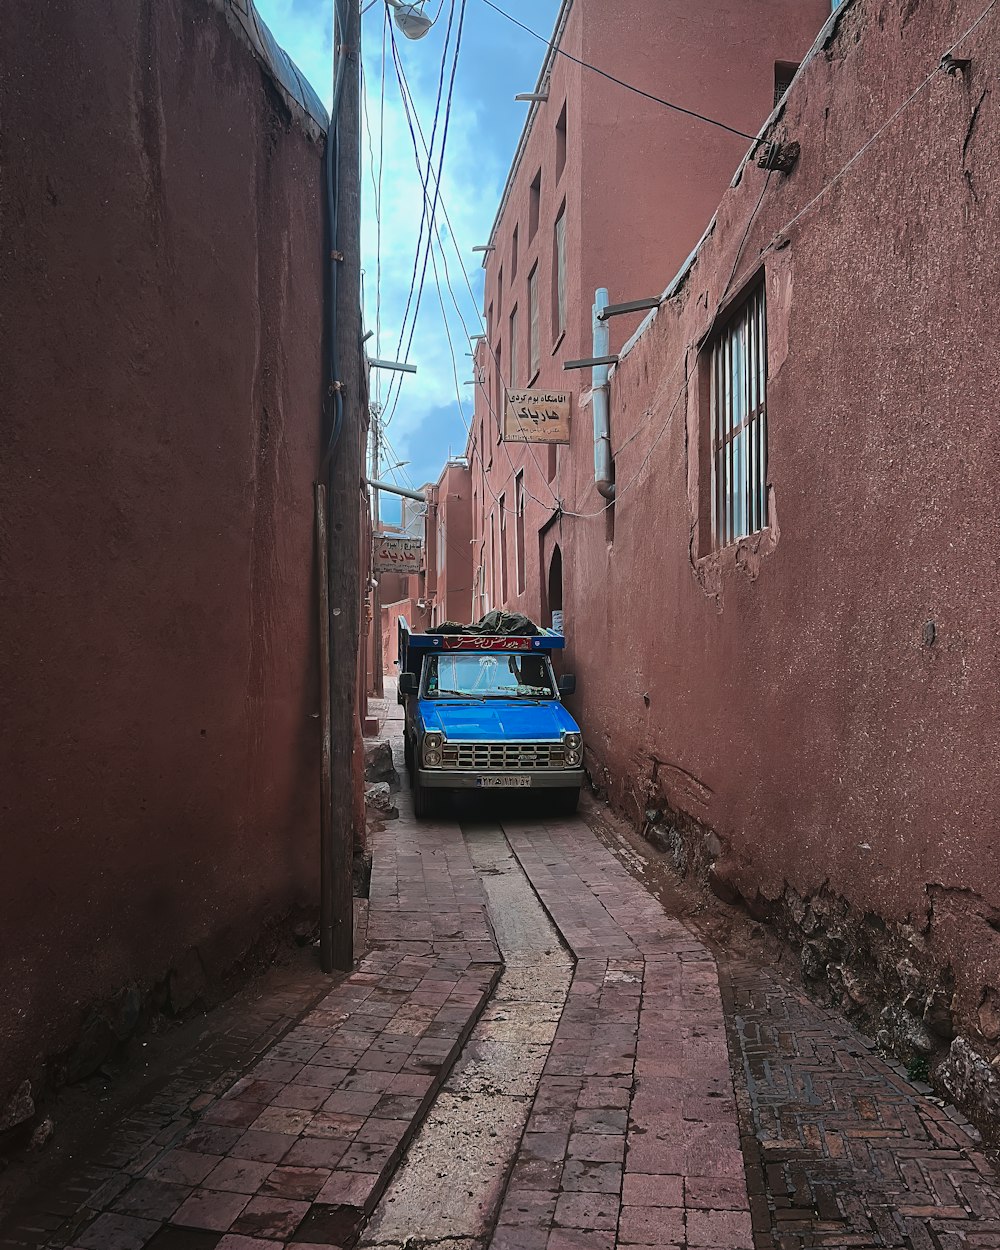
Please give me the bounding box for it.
[254,0,561,521]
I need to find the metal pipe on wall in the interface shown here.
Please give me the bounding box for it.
[592,288,615,500]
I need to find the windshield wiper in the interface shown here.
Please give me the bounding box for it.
[434,689,485,700]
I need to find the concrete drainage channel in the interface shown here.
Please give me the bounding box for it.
[360,821,573,1250]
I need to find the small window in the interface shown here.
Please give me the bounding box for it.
[774,61,798,107]
[497,264,503,316]
[499,493,509,603]
[511,226,519,280]
[509,306,519,388]
[552,206,567,340]
[529,169,541,241]
[710,283,768,548]
[495,342,503,440]
[528,265,540,380]
[515,473,526,594]
[555,103,567,181]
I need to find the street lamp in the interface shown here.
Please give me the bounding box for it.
[385,0,434,39]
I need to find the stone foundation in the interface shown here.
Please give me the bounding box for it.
[598,762,1000,1145]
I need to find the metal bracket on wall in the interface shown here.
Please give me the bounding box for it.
[564,355,619,370]
[940,53,972,76]
[756,140,801,174]
[596,296,662,321]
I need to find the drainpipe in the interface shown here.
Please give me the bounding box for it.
[592,288,615,500]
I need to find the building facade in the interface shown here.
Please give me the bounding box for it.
[451,0,1000,1130]
[378,459,473,672]
[468,0,829,622]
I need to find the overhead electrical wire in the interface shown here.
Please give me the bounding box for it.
[381,0,468,428]
[375,0,999,531]
[386,27,563,516]
[480,0,756,140]
[359,9,389,407]
[556,0,1000,519]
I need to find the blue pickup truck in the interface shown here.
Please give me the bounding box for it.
[397,620,584,818]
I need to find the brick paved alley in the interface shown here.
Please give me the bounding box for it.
[3,698,999,1250]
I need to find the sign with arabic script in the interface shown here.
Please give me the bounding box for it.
[373,535,423,575]
[503,390,571,444]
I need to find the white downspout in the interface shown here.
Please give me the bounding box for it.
[592,288,615,500]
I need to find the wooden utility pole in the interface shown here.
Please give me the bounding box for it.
[323,0,361,974]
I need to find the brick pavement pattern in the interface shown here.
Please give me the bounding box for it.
[2,795,502,1250]
[723,961,1000,1249]
[7,681,1000,1250]
[492,819,752,1250]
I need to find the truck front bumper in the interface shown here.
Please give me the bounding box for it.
[417,768,584,790]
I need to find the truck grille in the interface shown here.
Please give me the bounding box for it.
[440,741,567,771]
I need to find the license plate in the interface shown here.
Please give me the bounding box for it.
[477,775,532,788]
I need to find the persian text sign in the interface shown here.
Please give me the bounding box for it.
[373,535,423,575]
[503,390,571,444]
[439,636,533,651]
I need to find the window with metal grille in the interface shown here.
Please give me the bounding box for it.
[509,306,519,387]
[711,283,768,548]
[774,61,798,107]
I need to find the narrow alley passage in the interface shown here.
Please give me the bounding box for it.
[361,824,572,1249]
[2,706,999,1250]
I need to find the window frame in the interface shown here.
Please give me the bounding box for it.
[552,205,567,342]
[529,169,541,241]
[514,471,526,595]
[555,102,567,181]
[709,281,768,549]
[528,264,540,382]
[498,492,509,604]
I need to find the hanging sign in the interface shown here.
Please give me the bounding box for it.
[373,535,423,575]
[503,389,572,444]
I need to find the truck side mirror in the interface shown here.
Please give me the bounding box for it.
[399,673,418,696]
[558,674,576,696]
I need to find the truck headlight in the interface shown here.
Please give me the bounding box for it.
[422,732,444,767]
[563,732,582,767]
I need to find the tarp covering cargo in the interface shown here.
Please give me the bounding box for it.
[429,611,540,637]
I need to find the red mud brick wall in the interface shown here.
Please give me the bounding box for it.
[0,0,324,1105]
[564,0,1000,1055]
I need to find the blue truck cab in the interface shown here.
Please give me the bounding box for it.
[397,620,585,818]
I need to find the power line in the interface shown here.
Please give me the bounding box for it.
[386,31,563,518]
[382,0,468,428]
[480,0,756,141]
[558,0,1000,520]
[378,0,458,424]
[359,25,386,404]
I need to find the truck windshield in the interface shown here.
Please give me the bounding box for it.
[424,653,555,699]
